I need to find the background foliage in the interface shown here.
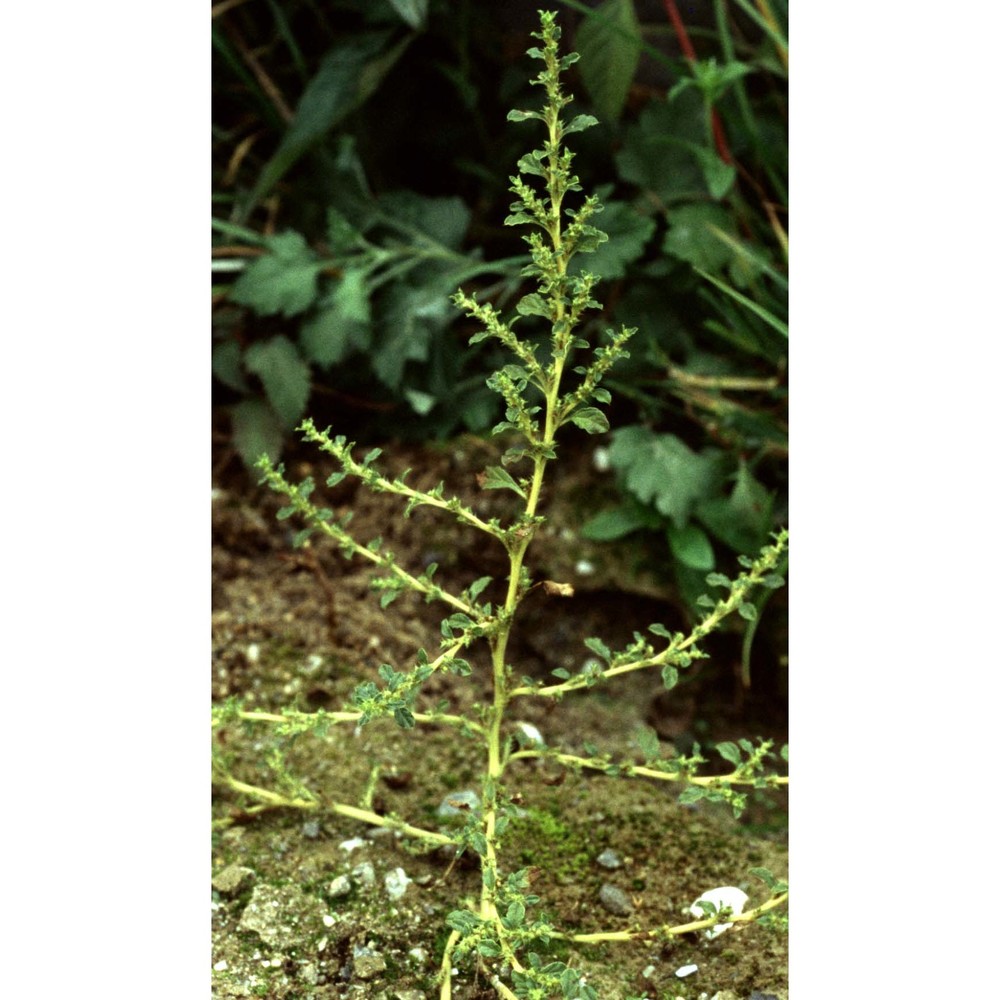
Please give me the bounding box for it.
[212,0,788,614]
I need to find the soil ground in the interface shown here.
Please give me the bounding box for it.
[211,433,788,1000]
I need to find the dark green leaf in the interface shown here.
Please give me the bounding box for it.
[609,426,727,526]
[212,340,249,392]
[299,268,372,366]
[581,503,659,541]
[616,90,710,203]
[663,203,738,274]
[385,0,427,29]
[666,522,715,571]
[696,462,774,554]
[576,0,642,124]
[243,32,411,216]
[243,336,311,429]
[231,231,322,317]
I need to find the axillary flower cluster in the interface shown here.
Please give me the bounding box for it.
[213,12,788,999]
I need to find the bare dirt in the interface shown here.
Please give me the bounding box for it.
[211,434,788,1000]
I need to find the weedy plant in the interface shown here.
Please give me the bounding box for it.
[213,13,788,999]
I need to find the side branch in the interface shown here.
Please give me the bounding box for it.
[508,749,788,787]
[299,418,505,541]
[550,892,789,944]
[213,775,457,848]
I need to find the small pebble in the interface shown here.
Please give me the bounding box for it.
[575,559,595,576]
[211,864,255,897]
[675,963,698,978]
[598,883,634,916]
[328,875,352,898]
[245,643,260,664]
[213,960,228,972]
[302,820,321,839]
[592,446,611,472]
[351,861,376,887]
[596,848,622,870]
[385,867,412,900]
[302,653,324,675]
[353,948,387,980]
[339,837,366,853]
[408,947,428,965]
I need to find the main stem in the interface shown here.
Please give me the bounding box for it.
[479,126,570,924]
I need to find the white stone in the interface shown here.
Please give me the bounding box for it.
[339,837,366,852]
[592,447,611,472]
[515,721,544,745]
[246,643,260,664]
[675,964,698,978]
[575,559,595,576]
[689,886,749,939]
[385,867,412,900]
[213,960,228,972]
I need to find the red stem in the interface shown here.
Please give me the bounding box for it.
[661,0,732,164]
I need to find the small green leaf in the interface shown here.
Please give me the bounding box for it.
[738,602,757,621]
[563,114,600,135]
[516,292,550,318]
[481,466,526,498]
[660,664,678,689]
[636,725,660,761]
[507,109,545,122]
[750,866,778,889]
[393,706,415,729]
[505,900,526,927]
[716,741,741,765]
[584,637,611,662]
[678,786,705,804]
[568,407,609,435]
